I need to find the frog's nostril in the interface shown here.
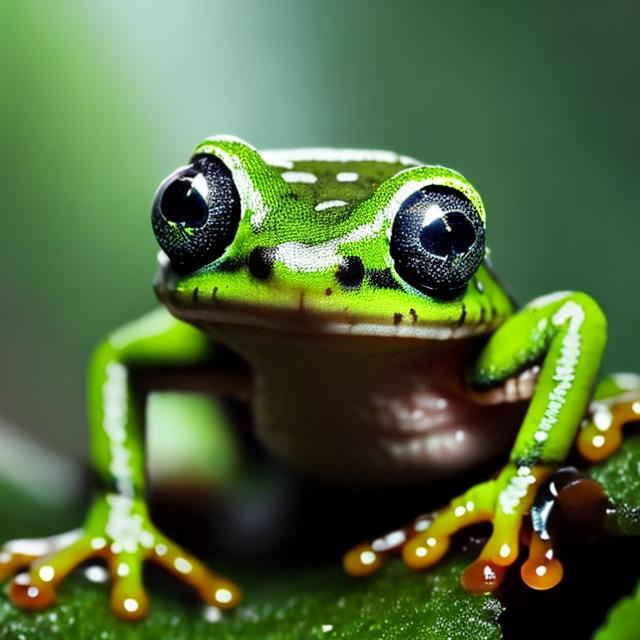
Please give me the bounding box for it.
[160,175,209,228]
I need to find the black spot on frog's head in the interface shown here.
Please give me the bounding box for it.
[336,256,365,289]
[247,246,274,280]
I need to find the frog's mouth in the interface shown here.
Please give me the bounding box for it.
[155,269,500,342]
[159,291,497,341]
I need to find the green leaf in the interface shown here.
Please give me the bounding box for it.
[594,578,640,640]
[588,434,640,535]
[0,558,502,640]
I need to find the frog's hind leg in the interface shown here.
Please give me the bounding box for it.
[578,373,640,462]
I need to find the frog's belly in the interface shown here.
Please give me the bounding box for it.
[217,329,527,487]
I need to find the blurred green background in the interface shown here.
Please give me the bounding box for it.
[0,0,639,462]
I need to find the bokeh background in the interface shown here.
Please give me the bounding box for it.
[1,0,639,465]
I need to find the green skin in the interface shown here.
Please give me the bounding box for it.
[1,135,615,617]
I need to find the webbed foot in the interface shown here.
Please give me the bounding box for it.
[0,493,241,620]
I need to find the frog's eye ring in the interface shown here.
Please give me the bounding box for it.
[390,186,485,298]
[151,154,241,271]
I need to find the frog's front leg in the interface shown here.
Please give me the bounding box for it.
[345,291,607,592]
[0,308,242,619]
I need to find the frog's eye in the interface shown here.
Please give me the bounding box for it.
[151,154,241,271]
[390,186,485,298]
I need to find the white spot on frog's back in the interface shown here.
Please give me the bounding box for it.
[337,171,359,182]
[315,200,347,212]
[336,171,360,182]
[281,171,317,184]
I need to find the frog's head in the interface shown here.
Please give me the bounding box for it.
[152,135,513,339]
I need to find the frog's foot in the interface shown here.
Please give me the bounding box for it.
[0,529,84,592]
[344,464,561,593]
[577,373,640,461]
[1,494,241,620]
[578,396,640,462]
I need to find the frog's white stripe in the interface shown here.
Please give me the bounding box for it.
[105,494,152,554]
[499,466,537,515]
[315,200,347,211]
[200,142,270,230]
[337,171,359,182]
[532,300,585,445]
[281,171,317,184]
[261,148,419,166]
[102,362,135,496]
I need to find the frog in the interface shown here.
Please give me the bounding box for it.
[1,134,637,620]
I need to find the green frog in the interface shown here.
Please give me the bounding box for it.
[1,134,635,619]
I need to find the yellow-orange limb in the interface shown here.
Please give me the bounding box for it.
[343,514,436,577]
[0,530,83,583]
[150,534,241,610]
[344,481,496,579]
[345,464,558,595]
[520,532,563,590]
[460,465,554,593]
[578,400,640,462]
[401,479,496,571]
[0,553,38,582]
[2,529,241,619]
[8,537,95,611]
[107,552,149,620]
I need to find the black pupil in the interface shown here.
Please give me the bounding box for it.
[419,210,476,258]
[160,175,209,228]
